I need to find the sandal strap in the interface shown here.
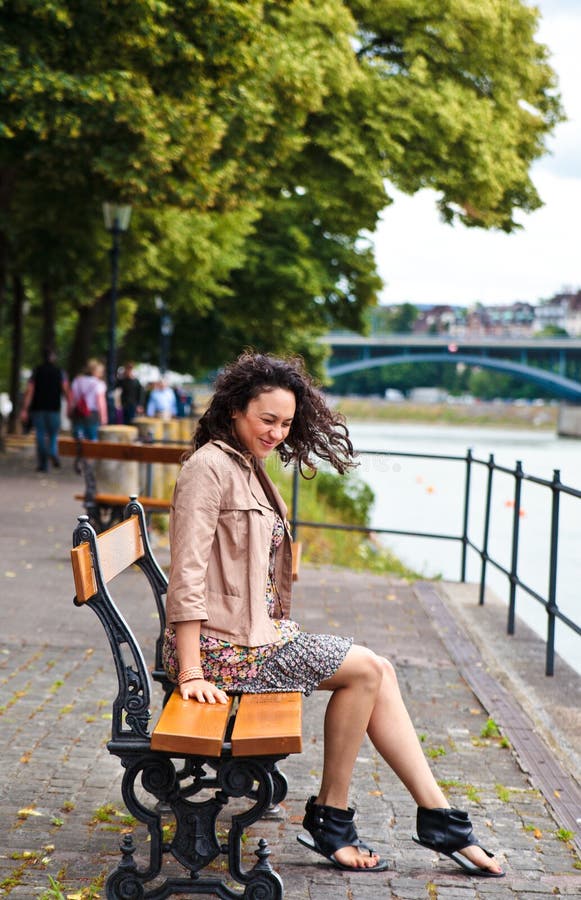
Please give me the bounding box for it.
[416,807,478,853]
[303,796,361,856]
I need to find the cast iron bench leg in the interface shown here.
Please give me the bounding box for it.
[105,751,285,900]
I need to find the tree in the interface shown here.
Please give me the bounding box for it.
[0,0,563,417]
[203,0,562,371]
[347,0,563,230]
[535,325,569,338]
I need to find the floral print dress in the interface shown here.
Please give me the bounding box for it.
[163,513,352,696]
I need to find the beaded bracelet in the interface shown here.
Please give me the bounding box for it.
[178,666,204,685]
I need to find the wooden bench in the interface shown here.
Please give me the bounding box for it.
[70,498,302,899]
[59,436,184,532]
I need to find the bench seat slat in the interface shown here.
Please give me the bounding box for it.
[232,693,302,756]
[151,691,233,756]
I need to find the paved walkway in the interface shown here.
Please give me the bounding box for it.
[0,444,580,899]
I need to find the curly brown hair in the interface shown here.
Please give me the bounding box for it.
[192,352,356,476]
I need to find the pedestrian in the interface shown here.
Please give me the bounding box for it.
[146,377,177,419]
[116,362,145,425]
[20,348,71,472]
[69,359,107,440]
[162,352,504,877]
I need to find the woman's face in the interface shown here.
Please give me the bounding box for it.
[232,388,296,459]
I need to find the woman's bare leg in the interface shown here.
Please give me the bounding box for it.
[312,646,502,873]
[365,656,502,873]
[313,646,384,868]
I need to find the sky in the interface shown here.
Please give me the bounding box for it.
[373,1,581,308]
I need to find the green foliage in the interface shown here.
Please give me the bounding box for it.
[38,876,65,900]
[535,325,569,338]
[368,304,419,334]
[555,828,574,843]
[496,783,511,802]
[426,745,447,759]
[312,470,374,526]
[350,0,563,231]
[0,0,563,396]
[481,717,501,738]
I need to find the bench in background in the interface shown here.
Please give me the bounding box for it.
[70,498,302,899]
[59,436,183,532]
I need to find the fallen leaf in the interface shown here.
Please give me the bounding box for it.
[369,790,383,796]
[4,571,16,578]
[534,828,542,839]
[554,790,561,798]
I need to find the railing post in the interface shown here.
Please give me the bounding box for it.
[460,448,472,583]
[290,461,300,541]
[479,453,494,606]
[546,469,561,676]
[507,460,523,635]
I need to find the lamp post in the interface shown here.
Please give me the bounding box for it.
[154,295,173,375]
[103,202,132,423]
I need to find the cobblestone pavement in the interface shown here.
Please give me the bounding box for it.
[0,447,580,899]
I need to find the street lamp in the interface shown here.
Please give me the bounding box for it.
[103,202,132,423]
[154,295,174,375]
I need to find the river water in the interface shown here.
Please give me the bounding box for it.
[347,422,581,675]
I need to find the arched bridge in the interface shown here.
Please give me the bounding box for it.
[322,335,581,402]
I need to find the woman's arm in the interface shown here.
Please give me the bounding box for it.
[169,453,229,704]
[20,379,34,421]
[175,619,228,704]
[97,382,108,425]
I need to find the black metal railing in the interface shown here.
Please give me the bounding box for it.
[289,448,581,676]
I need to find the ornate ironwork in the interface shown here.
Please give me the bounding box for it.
[73,499,290,900]
[105,749,286,899]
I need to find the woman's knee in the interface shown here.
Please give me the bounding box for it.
[378,655,398,685]
[346,645,384,690]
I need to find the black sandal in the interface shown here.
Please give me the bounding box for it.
[412,807,504,877]
[297,796,389,872]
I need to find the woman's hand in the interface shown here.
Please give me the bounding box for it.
[180,678,229,704]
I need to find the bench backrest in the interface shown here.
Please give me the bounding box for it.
[71,499,170,749]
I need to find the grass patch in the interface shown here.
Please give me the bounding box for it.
[334,397,558,431]
[480,718,501,739]
[555,828,574,842]
[426,745,446,759]
[495,784,511,803]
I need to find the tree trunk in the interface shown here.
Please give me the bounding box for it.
[41,281,56,353]
[8,275,25,434]
[68,293,108,379]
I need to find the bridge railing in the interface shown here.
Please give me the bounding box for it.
[289,448,581,676]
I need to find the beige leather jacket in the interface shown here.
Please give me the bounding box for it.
[166,440,293,646]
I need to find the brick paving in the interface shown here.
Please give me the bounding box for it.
[0,446,580,899]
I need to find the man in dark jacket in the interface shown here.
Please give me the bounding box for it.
[116,362,145,424]
[20,348,71,472]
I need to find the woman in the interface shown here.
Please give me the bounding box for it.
[164,352,504,877]
[69,359,107,440]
